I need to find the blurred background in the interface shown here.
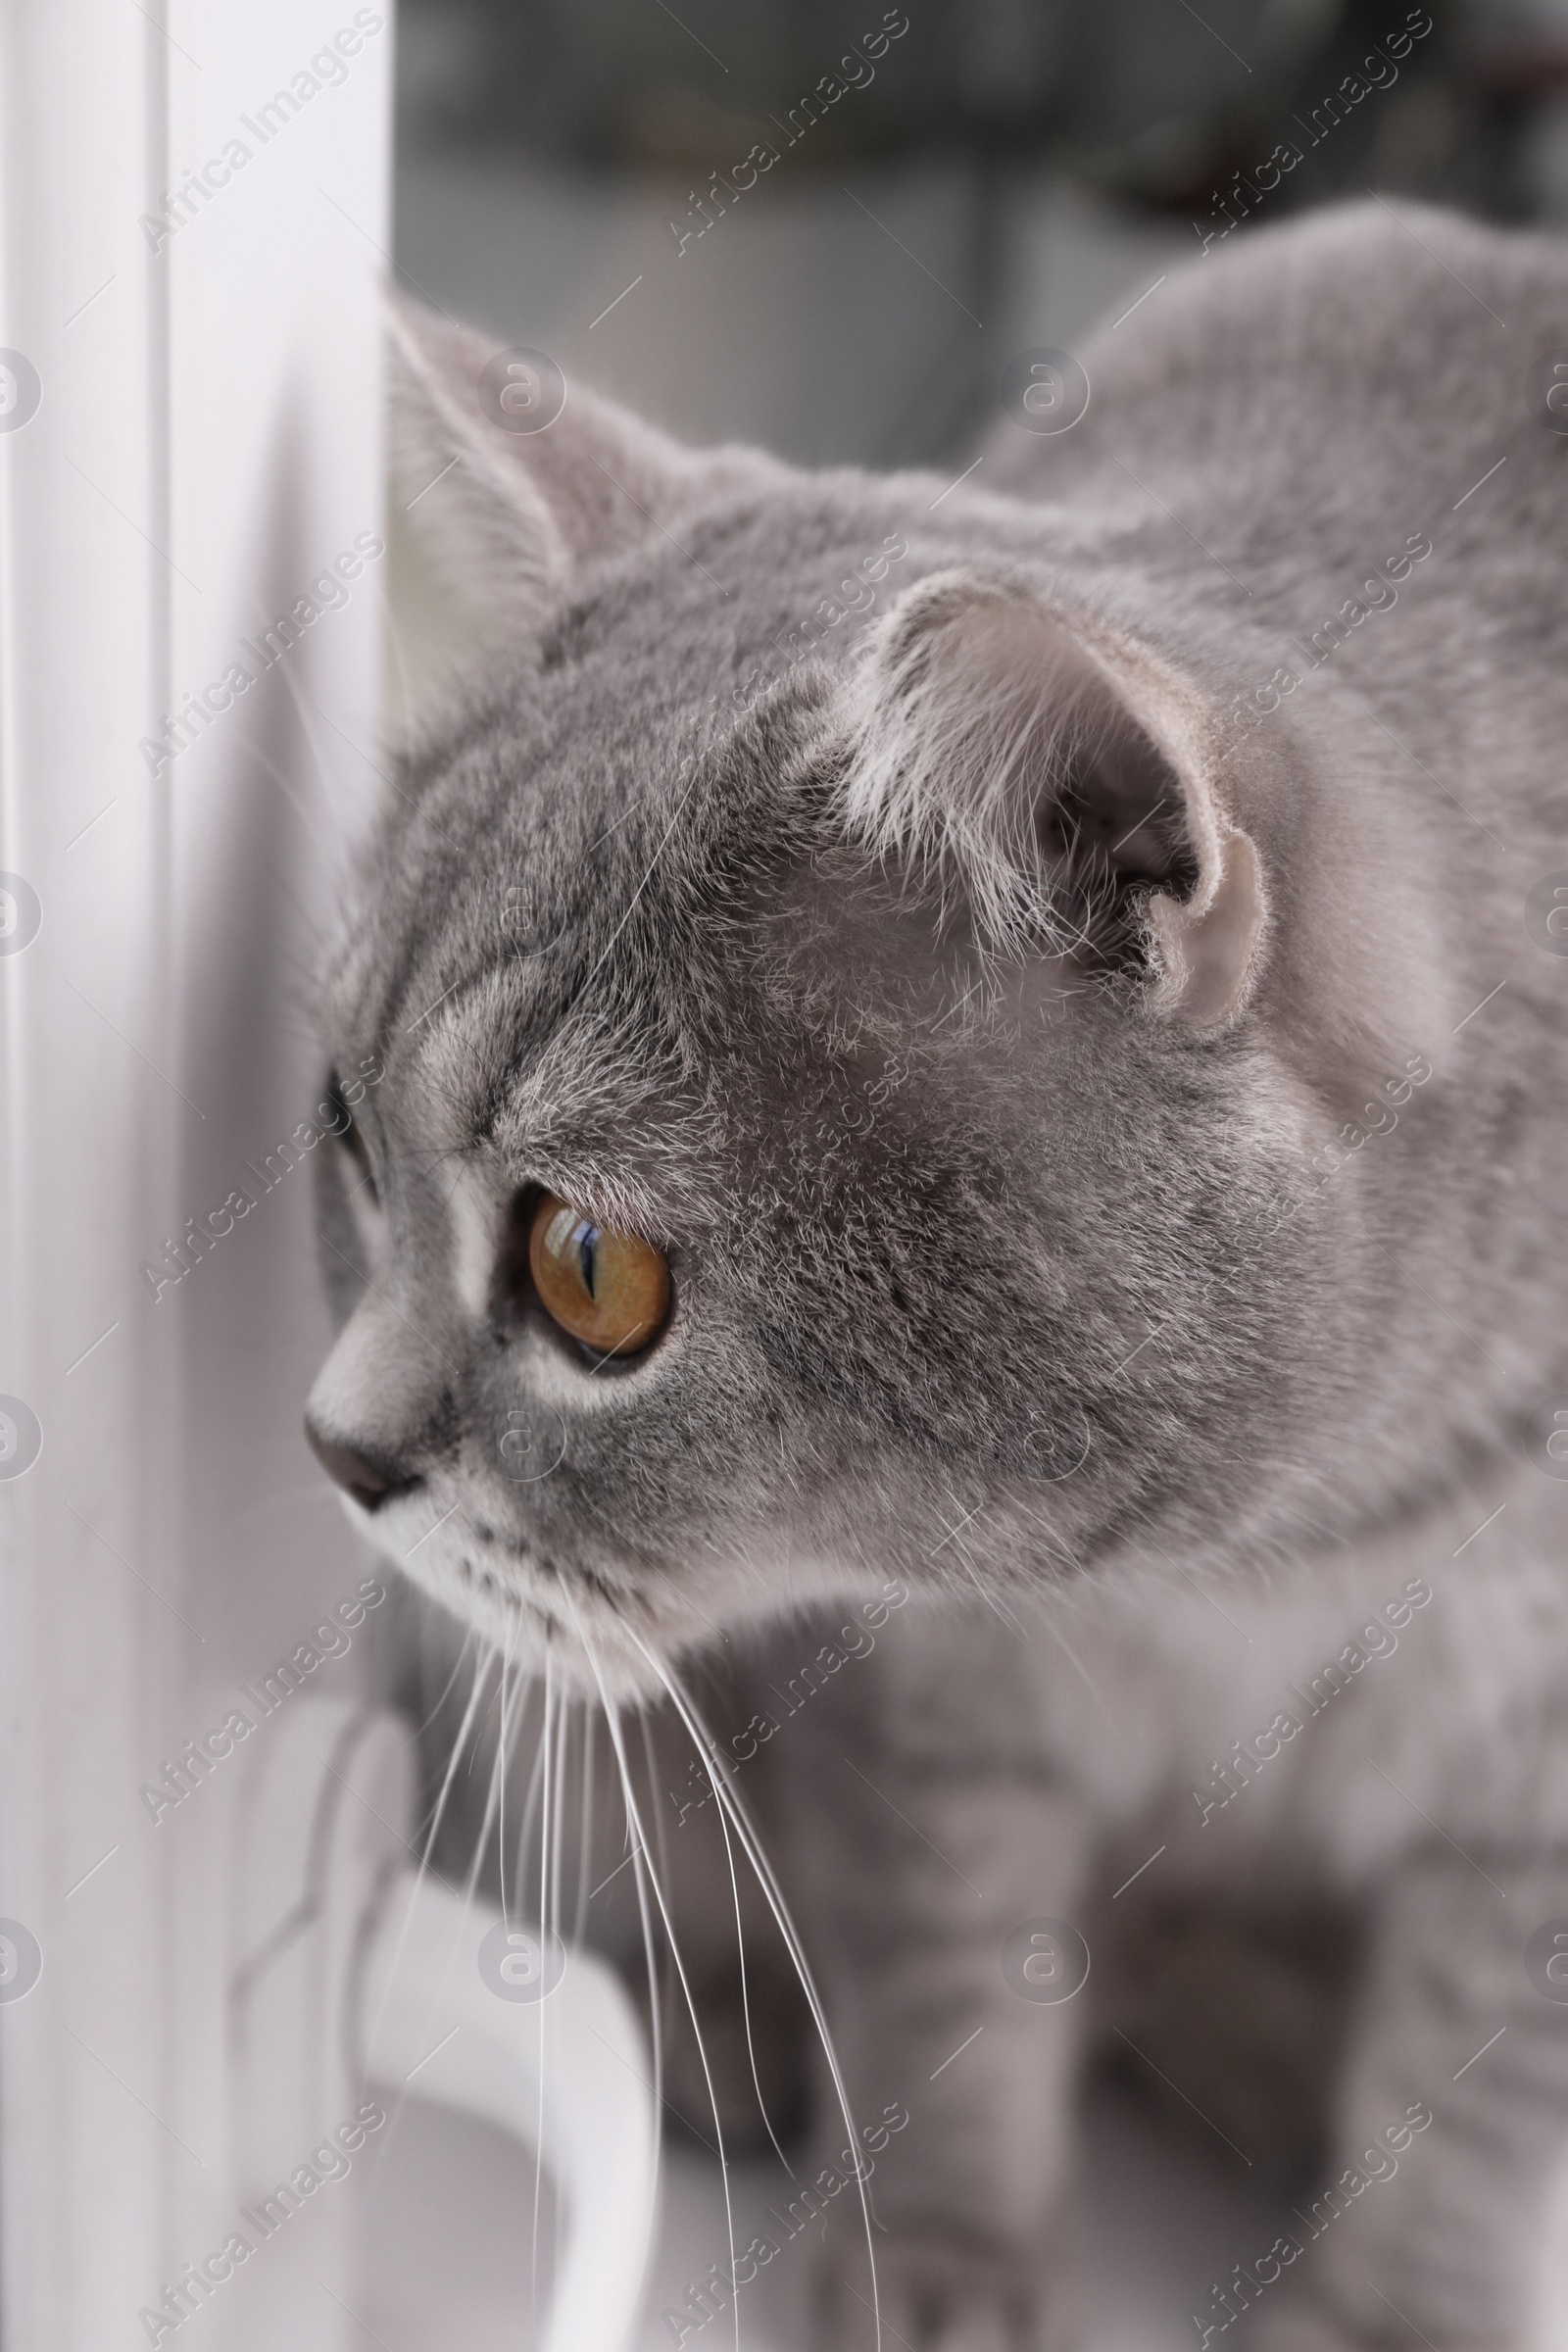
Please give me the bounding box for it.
[392,0,1568,472]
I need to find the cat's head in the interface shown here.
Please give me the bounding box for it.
[304,296,1439,1693]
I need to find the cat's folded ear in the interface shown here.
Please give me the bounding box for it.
[837,567,1268,1033]
[385,293,775,640]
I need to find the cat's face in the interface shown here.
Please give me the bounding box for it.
[303,301,1401,1694]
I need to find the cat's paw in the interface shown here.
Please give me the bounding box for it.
[817,2232,1082,2352]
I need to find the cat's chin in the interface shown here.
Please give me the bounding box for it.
[328,1483,713,1701]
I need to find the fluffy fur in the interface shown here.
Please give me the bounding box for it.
[309,203,1568,2349]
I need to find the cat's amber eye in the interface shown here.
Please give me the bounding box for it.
[527,1194,670,1357]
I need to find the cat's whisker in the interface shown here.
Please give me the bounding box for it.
[632,1634,884,2352]
[413,1621,483,1749]
[956,1548,1029,1640]
[637,1704,675,2008]
[572,1699,596,1950]
[568,1606,741,2352]
[1037,1601,1114,1721]
[532,1658,555,2323]
[694,1700,797,2180]
[510,1668,552,1913]
[497,1623,515,1922]
[569,1655,666,2278]
[550,1686,568,1946]
[365,1643,507,2179]
[362,1633,489,2064]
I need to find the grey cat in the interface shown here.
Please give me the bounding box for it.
[306,199,1568,2350]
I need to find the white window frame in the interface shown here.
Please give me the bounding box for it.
[0,6,393,2343]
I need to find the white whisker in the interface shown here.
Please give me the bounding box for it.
[362,1637,488,2068]
[566,1602,741,2352]
[699,1707,798,2180]
[532,1661,555,2329]
[628,1633,883,2352]
[573,1701,597,1948]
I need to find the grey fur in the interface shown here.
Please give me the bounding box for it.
[309,203,1568,2348]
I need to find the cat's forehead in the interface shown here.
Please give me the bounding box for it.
[320,647,836,1190]
[319,493,1059,1166]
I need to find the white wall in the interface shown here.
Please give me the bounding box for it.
[0,4,391,2344]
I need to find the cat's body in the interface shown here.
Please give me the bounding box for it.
[308,202,1568,2347]
[767,1469,1568,2351]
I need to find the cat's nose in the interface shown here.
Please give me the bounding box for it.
[305,1415,418,1512]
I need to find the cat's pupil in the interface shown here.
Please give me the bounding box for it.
[577,1227,598,1298]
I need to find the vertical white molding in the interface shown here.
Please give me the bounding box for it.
[0,5,391,2347]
